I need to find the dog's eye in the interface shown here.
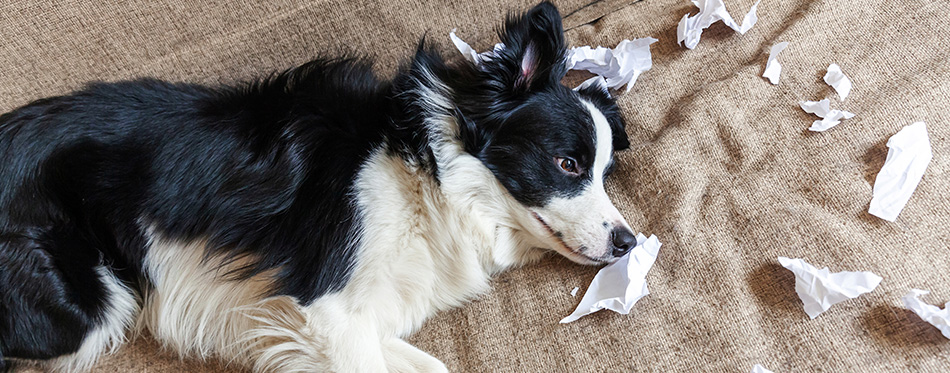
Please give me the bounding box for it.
[556,157,580,175]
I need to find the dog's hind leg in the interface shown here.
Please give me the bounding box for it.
[0,228,138,372]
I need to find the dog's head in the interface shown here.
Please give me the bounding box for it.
[456,2,634,264]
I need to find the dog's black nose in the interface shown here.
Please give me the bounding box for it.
[610,227,637,257]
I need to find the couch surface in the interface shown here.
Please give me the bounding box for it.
[3,0,949,371]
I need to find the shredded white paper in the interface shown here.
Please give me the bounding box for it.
[449,29,503,65]
[751,364,774,373]
[565,38,658,92]
[869,122,933,222]
[823,63,853,101]
[903,289,950,339]
[570,287,579,297]
[778,257,882,319]
[762,42,789,84]
[449,29,481,64]
[677,0,761,49]
[799,99,855,131]
[448,31,656,93]
[560,234,661,323]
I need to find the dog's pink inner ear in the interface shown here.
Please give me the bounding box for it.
[517,43,538,89]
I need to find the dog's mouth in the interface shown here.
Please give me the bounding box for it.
[531,212,609,264]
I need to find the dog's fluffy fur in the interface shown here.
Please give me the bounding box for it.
[0,2,635,372]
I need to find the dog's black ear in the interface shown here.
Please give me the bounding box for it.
[485,2,567,93]
[608,113,630,150]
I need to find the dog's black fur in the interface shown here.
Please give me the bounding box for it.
[0,2,626,370]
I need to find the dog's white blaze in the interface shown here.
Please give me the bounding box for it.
[49,267,138,373]
[587,101,628,233]
[587,101,614,189]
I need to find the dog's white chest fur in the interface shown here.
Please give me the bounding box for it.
[295,148,545,371]
[322,148,536,329]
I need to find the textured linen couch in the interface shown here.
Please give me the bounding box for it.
[2,0,948,371]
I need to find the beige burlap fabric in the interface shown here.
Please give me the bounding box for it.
[3,0,949,371]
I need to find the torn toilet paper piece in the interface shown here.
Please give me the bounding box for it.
[565,37,658,93]
[762,42,789,84]
[799,99,855,131]
[449,29,503,65]
[571,287,579,297]
[869,122,933,222]
[677,0,761,49]
[751,365,774,373]
[560,234,661,323]
[823,63,852,101]
[778,257,882,319]
[903,289,950,339]
[449,29,480,64]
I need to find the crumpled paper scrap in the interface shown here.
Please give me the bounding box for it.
[449,29,503,65]
[799,99,855,131]
[570,287,579,297]
[677,0,761,49]
[762,41,789,84]
[751,364,774,373]
[449,29,480,64]
[448,31,656,93]
[823,63,852,101]
[778,257,883,319]
[560,234,661,323]
[565,38,658,92]
[869,122,933,222]
[903,289,950,339]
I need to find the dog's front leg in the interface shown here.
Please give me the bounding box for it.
[382,337,448,373]
[319,317,390,372]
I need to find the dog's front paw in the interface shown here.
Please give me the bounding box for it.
[382,338,448,373]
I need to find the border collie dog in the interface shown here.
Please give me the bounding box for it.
[0,2,634,372]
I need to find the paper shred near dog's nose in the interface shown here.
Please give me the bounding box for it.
[799,99,855,131]
[823,63,853,100]
[677,0,761,49]
[777,257,882,319]
[869,122,933,222]
[903,289,950,339]
[560,234,661,323]
[565,37,658,93]
[750,364,774,373]
[762,41,789,84]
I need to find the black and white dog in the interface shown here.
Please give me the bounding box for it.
[0,2,635,371]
